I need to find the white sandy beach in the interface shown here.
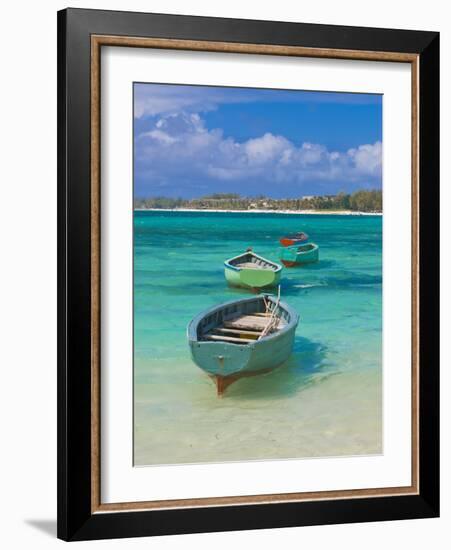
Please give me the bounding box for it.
[135,207,382,216]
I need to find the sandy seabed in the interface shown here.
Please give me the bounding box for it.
[134,364,382,466]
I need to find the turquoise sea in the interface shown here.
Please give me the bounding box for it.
[134,211,382,466]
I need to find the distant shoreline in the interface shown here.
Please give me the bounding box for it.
[134,207,382,216]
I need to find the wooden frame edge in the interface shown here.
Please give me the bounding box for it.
[411,55,420,496]
[91,34,418,62]
[91,35,101,513]
[90,34,420,514]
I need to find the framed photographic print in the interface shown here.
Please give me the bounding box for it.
[57,8,439,541]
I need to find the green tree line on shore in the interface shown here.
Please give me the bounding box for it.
[134,190,382,213]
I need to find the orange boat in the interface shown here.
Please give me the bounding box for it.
[279,232,309,247]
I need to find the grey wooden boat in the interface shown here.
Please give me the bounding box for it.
[187,294,299,396]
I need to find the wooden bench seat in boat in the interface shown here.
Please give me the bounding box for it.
[252,312,271,317]
[213,327,261,338]
[235,262,267,269]
[201,312,282,344]
[224,314,278,331]
[203,334,255,344]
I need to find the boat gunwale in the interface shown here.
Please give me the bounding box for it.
[224,251,282,273]
[187,295,299,346]
[281,232,309,240]
[279,231,310,246]
[284,242,319,254]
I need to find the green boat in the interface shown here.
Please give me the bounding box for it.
[279,243,319,267]
[224,250,282,289]
[187,294,299,396]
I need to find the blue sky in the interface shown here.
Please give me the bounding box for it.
[134,83,382,198]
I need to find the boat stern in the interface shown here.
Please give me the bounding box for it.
[224,262,281,289]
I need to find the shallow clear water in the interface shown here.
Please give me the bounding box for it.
[134,211,382,465]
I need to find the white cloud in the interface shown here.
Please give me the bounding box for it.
[244,133,291,164]
[142,129,178,145]
[134,85,255,118]
[135,111,382,192]
[347,142,382,176]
